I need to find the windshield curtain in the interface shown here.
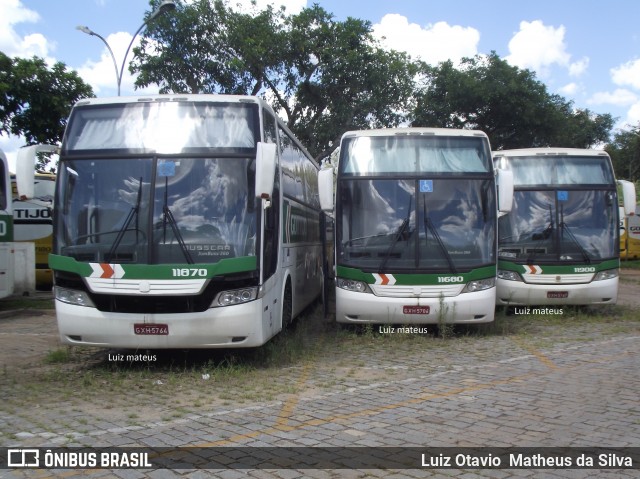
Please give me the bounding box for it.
[337,178,496,272]
[339,136,491,176]
[498,189,617,262]
[498,155,615,186]
[63,102,257,154]
[55,157,256,264]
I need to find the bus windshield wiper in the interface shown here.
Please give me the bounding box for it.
[423,203,457,274]
[161,176,194,264]
[559,205,591,263]
[106,177,143,263]
[378,197,411,273]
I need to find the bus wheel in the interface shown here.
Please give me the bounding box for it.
[282,281,293,329]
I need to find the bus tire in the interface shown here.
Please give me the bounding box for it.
[282,280,293,329]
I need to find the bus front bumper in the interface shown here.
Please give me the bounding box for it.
[335,287,495,324]
[496,277,618,306]
[54,299,268,349]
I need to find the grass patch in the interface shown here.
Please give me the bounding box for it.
[0,295,54,311]
[620,260,640,270]
[44,348,72,364]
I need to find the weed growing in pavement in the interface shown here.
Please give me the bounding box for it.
[44,347,72,364]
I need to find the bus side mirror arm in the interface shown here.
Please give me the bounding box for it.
[16,144,57,200]
[497,168,514,213]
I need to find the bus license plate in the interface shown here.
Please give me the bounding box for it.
[403,306,430,315]
[547,291,568,299]
[134,324,169,335]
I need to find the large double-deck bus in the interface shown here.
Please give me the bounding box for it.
[18,95,324,348]
[0,150,15,299]
[494,148,636,306]
[11,172,56,289]
[318,128,513,324]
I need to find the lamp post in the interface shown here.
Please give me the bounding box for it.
[77,0,176,96]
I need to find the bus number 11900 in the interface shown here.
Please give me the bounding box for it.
[172,268,207,277]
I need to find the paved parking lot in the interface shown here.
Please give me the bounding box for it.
[1,273,639,478]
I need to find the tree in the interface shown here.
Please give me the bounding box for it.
[132,1,417,160]
[412,53,613,150]
[606,124,640,182]
[0,51,94,147]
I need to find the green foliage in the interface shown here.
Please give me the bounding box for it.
[133,1,416,160]
[0,51,94,146]
[606,123,640,182]
[412,52,613,150]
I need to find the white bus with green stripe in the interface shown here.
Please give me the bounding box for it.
[318,128,514,324]
[18,95,325,348]
[493,148,636,306]
[0,149,14,299]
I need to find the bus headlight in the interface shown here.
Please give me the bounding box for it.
[54,286,96,308]
[336,278,371,293]
[212,287,259,308]
[593,269,618,281]
[461,278,495,293]
[497,269,523,282]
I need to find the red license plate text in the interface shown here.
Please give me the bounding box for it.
[134,324,169,335]
[547,291,569,299]
[403,305,430,315]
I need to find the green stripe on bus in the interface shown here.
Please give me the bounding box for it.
[48,254,257,279]
[498,258,619,274]
[336,265,496,285]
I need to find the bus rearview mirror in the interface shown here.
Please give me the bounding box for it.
[619,180,637,217]
[16,145,57,200]
[497,168,514,213]
[318,168,334,211]
[255,142,277,200]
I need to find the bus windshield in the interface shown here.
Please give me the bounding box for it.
[56,156,257,265]
[55,101,261,266]
[497,154,618,262]
[338,178,496,272]
[499,189,617,262]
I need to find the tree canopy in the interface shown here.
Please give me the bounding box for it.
[2,1,628,175]
[606,123,640,182]
[132,0,417,160]
[411,52,614,150]
[0,51,94,146]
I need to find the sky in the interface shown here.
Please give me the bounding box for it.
[2,0,640,170]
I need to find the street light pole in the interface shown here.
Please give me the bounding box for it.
[76,25,119,94]
[77,0,176,96]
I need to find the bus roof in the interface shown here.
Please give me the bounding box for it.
[493,147,610,159]
[340,127,489,141]
[72,94,265,108]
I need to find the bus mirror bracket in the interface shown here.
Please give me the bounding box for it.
[618,180,636,217]
[16,144,57,200]
[255,142,277,201]
[318,168,334,211]
[497,168,514,213]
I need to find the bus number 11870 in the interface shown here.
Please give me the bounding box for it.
[171,268,207,277]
